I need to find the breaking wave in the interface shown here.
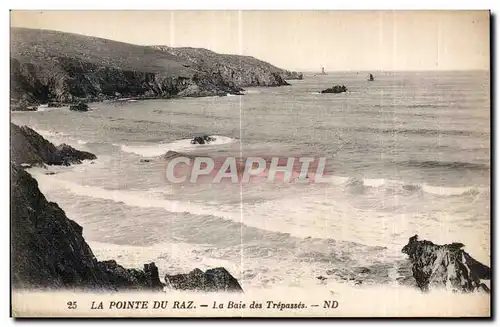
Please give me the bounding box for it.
[331,176,487,197]
[401,160,490,171]
[119,135,238,157]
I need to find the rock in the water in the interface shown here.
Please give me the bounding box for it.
[191,135,216,145]
[48,102,64,108]
[11,123,96,167]
[321,85,347,94]
[69,102,89,112]
[402,234,491,293]
[140,159,151,163]
[44,171,56,175]
[56,143,97,165]
[165,267,243,293]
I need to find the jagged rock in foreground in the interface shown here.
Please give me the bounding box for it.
[402,235,491,293]
[97,261,164,292]
[153,46,302,88]
[165,268,244,293]
[321,85,347,94]
[10,163,165,291]
[10,123,96,166]
[11,163,107,289]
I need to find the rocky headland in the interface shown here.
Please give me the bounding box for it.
[152,46,303,88]
[10,27,302,110]
[10,123,244,292]
[10,123,96,167]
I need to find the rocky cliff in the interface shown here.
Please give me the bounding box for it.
[402,235,491,293]
[10,123,244,292]
[11,162,169,291]
[153,45,302,88]
[10,28,301,110]
[10,123,164,290]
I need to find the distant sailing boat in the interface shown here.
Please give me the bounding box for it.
[368,73,375,81]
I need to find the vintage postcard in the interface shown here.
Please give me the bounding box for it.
[9,10,491,318]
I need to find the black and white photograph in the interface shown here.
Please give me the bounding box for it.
[8,10,491,317]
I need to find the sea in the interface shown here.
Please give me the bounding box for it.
[11,71,491,297]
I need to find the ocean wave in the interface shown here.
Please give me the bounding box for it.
[407,104,444,109]
[402,160,490,171]
[31,172,240,220]
[119,135,238,157]
[35,129,69,139]
[242,90,261,94]
[330,176,487,197]
[361,127,488,137]
[374,104,447,109]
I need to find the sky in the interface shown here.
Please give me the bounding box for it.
[10,10,490,72]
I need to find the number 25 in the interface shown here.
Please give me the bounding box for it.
[67,301,77,309]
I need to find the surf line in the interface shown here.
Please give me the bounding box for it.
[164,156,331,184]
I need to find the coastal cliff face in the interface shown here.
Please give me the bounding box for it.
[10,123,164,290]
[153,46,302,88]
[10,28,242,109]
[10,28,301,110]
[11,163,166,291]
[10,123,244,292]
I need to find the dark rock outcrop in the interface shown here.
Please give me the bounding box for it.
[321,85,347,94]
[165,268,243,293]
[152,46,302,88]
[402,235,491,293]
[97,261,164,291]
[280,71,304,80]
[69,102,89,112]
[11,163,108,289]
[11,162,166,291]
[56,143,96,165]
[10,123,96,166]
[191,135,216,145]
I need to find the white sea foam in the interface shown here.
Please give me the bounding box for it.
[330,176,487,196]
[119,135,237,157]
[30,170,490,265]
[242,89,261,94]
